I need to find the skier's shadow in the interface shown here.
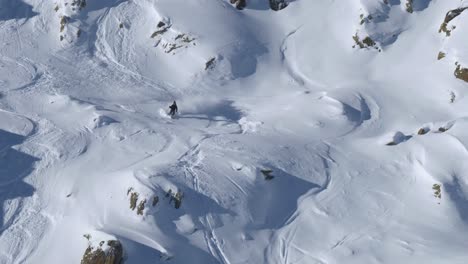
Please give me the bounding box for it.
[0,129,38,235]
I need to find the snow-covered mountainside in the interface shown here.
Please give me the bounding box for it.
[1,0,468,263]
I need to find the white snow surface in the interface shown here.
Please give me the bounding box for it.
[1,0,468,263]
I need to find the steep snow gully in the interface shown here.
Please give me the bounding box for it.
[1,0,468,263]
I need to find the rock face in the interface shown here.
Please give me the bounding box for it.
[405,0,413,13]
[352,34,377,49]
[230,0,246,10]
[439,7,468,37]
[81,240,124,264]
[269,0,288,11]
[455,64,468,83]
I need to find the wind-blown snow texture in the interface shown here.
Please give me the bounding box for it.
[1,0,468,263]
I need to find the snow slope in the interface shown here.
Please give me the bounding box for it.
[1,0,468,263]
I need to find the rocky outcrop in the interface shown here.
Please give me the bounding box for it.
[81,240,124,264]
[59,16,69,33]
[454,64,468,83]
[437,51,446,60]
[417,128,428,135]
[352,33,378,50]
[269,0,288,11]
[405,0,413,13]
[150,21,196,54]
[205,57,216,70]
[166,189,183,209]
[71,0,86,11]
[151,22,170,38]
[127,187,161,215]
[56,0,87,42]
[261,169,274,180]
[439,7,468,37]
[230,0,246,10]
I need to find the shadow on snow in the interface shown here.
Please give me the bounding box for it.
[180,100,243,122]
[0,129,38,235]
[0,0,37,21]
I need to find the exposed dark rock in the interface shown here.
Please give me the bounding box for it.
[269,0,288,11]
[137,199,146,215]
[205,57,216,70]
[60,16,69,33]
[438,127,449,132]
[167,189,183,209]
[71,0,87,10]
[433,184,442,199]
[437,51,446,60]
[439,7,468,37]
[359,13,373,25]
[230,0,246,10]
[172,191,183,209]
[261,169,274,180]
[129,192,138,211]
[152,196,159,206]
[454,64,468,83]
[353,34,376,49]
[151,28,168,38]
[417,128,428,135]
[405,0,413,13]
[81,240,124,264]
[151,23,171,38]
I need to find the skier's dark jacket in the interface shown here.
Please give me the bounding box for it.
[169,101,178,115]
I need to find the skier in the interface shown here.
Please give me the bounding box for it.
[169,101,178,117]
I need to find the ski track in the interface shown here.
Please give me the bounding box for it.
[181,140,231,264]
